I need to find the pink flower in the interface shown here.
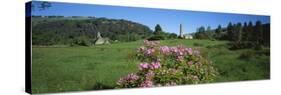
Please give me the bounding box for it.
[140,80,154,87]
[185,48,193,55]
[117,73,139,85]
[159,46,170,55]
[143,40,159,47]
[145,71,155,80]
[176,56,184,62]
[170,45,192,56]
[170,47,178,53]
[138,62,149,70]
[126,73,139,81]
[144,48,155,56]
[177,51,184,56]
[187,61,193,66]
[149,61,161,69]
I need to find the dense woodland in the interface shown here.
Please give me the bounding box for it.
[32,16,155,46]
[194,21,270,49]
[31,16,178,46]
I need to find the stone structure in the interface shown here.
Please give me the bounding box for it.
[179,24,193,39]
[179,24,184,38]
[94,32,110,45]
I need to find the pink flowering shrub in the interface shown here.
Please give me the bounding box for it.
[117,40,218,88]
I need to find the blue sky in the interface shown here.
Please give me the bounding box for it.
[32,1,270,35]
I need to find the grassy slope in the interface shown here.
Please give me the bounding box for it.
[32,39,270,93]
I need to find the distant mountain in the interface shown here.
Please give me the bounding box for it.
[31,16,153,45]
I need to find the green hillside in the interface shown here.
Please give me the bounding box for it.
[32,16,153,45]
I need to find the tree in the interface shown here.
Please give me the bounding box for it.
[147,24,167,40]
[226,22,234,41]
[168,33,178,39]
[198,26,206,33]
[236,23,243,42]
[248,21,254,41]
[254,21,263,44]
[206,26,213,39]
[215,25,223,40]
[206,26,211,32]
[242,22,248,41]
[262,23,270,46]
[195,26,208,39]
[215,25,222,34]
[154,24,163,35]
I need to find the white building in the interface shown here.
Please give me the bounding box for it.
[183,34,193,39]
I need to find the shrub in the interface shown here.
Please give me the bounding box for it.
[238,50,255,60]
[257,48,270,56]
[228,41,263,50]
[239,48,270,60]
[117,40,218,88]
[193,42,204,47]
[147,35,165,41]
[73,36,91,46]
[206,44,229,49]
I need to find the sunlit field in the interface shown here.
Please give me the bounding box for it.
[32,39,270,93]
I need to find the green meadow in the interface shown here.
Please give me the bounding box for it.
[32,39,270,93]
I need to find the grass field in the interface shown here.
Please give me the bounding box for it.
[32,39,270,93]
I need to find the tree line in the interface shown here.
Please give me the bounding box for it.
[194,21,270,49]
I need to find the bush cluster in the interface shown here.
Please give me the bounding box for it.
[116,40,218,88]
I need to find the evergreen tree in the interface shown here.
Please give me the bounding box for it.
[248,21,254,41]
[227,22,234,41]
[206,26,212,39]
[195,26,208,39]
[215,25,224,40]
[242,22,248,41]
[236,23,243,42]
[263,23,270,46]
[254,21,263,44]
[154,24,163,35]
